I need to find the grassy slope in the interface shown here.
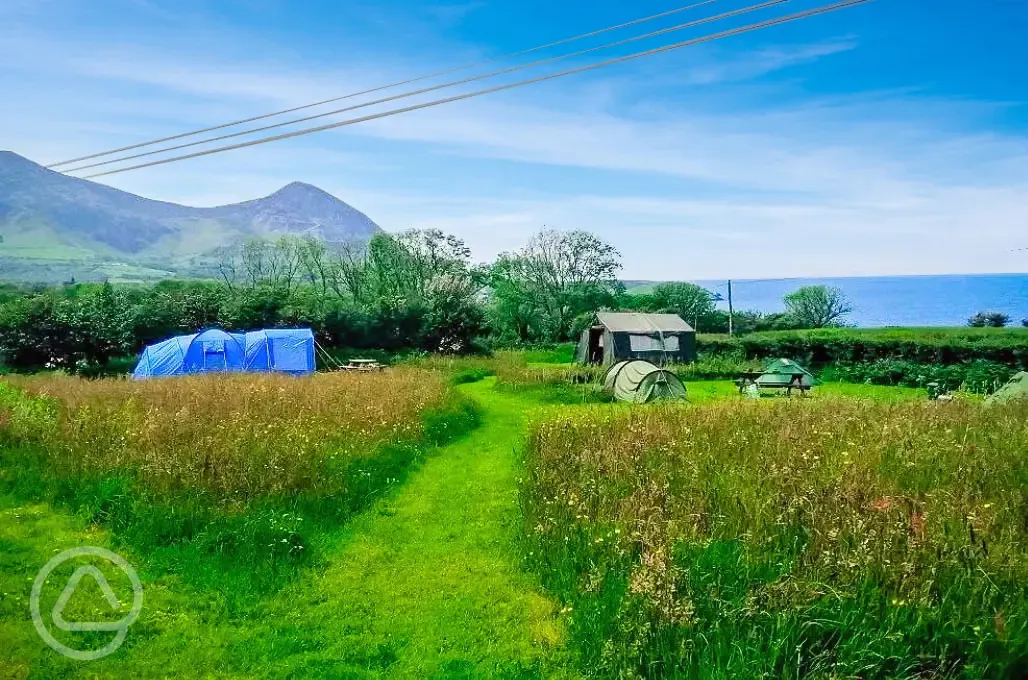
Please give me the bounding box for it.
[0,378,576,679]
[0,220,99,260]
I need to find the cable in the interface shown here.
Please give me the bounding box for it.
[82,0,871,179]
[82,0,865,179]
[48,0,723,168]
[64,0,787,174]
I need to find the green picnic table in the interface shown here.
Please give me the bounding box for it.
[735,371,811,396]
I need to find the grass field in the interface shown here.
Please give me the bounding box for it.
[0,378,574,678]
[522,396,1028,678]
[700,327,1028,343]
[0,356,1025,678]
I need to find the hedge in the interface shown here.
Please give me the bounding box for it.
[818,359,1015,394]
[697,328,1028,370]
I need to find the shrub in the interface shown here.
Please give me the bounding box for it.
[697,328,1028,370]
[672,354,761,381]
[819,359,1015,394]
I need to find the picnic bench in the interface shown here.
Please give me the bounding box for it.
[341,358,384,372]
[735,371,811,396]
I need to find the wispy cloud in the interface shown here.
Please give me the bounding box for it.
[677,38,858,85]
[2,2,1026,278]
[423,1,486,26]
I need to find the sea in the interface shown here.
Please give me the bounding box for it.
[692,274,1028,328]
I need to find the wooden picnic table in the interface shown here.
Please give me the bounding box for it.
[341,358,384,372]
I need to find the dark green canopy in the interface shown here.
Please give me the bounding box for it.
[603,360,687,404]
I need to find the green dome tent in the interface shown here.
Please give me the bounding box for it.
[756,358,815,390]
[986,371,1028,405]
[603,360,687,404]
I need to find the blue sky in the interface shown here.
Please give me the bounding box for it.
[2,0,1027,278]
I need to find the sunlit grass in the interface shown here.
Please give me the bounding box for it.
[0,368,479,616]
[522,396,1028,677]
[0,369,449,497]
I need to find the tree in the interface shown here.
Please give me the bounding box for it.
[650,282,716,329]
[324,229,487,352]
[783,286,852,328]
[218,237,303,294]
[968,311,1010,328]
[0,284,133,370]
[489,229,622,342]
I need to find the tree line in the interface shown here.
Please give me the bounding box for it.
[0,228,853,372]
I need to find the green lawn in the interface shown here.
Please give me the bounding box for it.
[0,371,953,678]
[680,379,927,403]
[0,379,577,679]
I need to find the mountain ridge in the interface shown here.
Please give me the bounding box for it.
[0,151,382,283]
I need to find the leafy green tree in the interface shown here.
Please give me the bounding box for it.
[783,285,853,328]
[0,284,133,370]
[489,229,622,342]
[651,282,716,329]
[968,311,1010,328]
[0,294,68,369]
[63,282,134,366]
[326,230,487,352]
[218,237,303,294]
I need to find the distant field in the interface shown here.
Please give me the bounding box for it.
[684,379,929,403]
[0,221,98,260]
[700,326,1028,343]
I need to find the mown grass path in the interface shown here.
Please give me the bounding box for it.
[1,378,576,679]
[245,378,575,678]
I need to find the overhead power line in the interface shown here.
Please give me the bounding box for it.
[48,0,723,169]
[64,0,788,174]
[82,0,871,180]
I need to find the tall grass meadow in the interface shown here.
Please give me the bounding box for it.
[0,368,478,603]
[522,397,1028,678]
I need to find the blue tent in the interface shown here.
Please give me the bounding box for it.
[133,328,316,378]
[243,329,317,375]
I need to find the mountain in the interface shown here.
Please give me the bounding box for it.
[0,151,382,282]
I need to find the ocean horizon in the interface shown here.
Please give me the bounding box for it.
[685,273,1028,328]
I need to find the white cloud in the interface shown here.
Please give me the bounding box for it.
[2,6,1026,279]
[675,38,859,85]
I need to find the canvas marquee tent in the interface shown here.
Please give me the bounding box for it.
[133,328,316,378]
[576,312,696,366]
[602,359,687,404]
